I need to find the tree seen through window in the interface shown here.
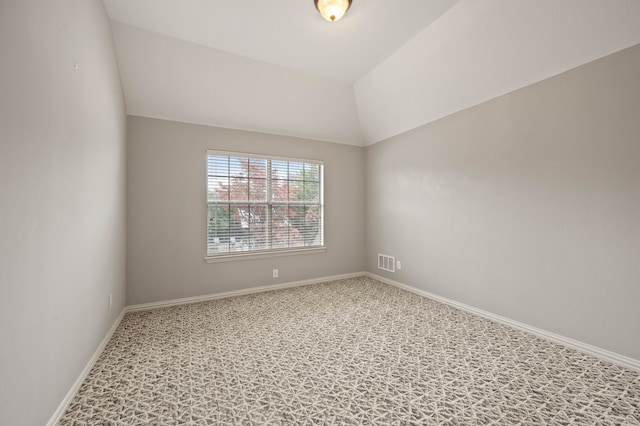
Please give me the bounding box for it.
[207,153,323,256]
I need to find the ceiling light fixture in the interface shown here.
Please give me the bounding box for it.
[314,0,352,22]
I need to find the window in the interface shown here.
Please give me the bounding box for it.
[206,151,324,260]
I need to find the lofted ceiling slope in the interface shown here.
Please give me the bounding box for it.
[103,0,640,146]
[355,0,640,144]
[103,0,458,84]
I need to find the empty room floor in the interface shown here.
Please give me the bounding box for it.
[59,277,640,425]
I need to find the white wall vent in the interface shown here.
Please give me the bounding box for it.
[378,253,395,273]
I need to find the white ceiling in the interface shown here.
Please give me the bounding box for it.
[102,0,459,84]
[355,0,640,144]
[110,21,365,145]
[103,0,640,146]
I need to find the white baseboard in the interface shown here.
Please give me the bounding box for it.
[47,309,126,426]
[47,272,363,425]
[366,272,640,373]
[126,271,366,312]
[49,271,638,426]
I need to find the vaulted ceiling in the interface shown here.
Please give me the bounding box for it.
[103,0,640,146]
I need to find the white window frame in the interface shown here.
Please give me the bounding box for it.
[205,150,325,263]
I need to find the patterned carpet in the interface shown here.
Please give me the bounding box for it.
[59,277,640,425]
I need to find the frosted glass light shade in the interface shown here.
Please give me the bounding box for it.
[314,0,352,22]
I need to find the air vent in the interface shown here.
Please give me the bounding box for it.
[378,253,395,273]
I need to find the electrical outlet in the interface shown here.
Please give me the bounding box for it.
[109,294,113,309]
[273,269,278,278]
[396,260,402,270]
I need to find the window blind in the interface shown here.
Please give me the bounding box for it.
[206,151,324,257]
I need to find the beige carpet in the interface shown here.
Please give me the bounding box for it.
[59,277,640,425]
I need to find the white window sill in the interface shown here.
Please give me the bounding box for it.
[204,247,327,263]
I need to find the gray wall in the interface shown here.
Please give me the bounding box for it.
[0,1,126,424]
[365,44,640,360]
[126,116,365,305]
